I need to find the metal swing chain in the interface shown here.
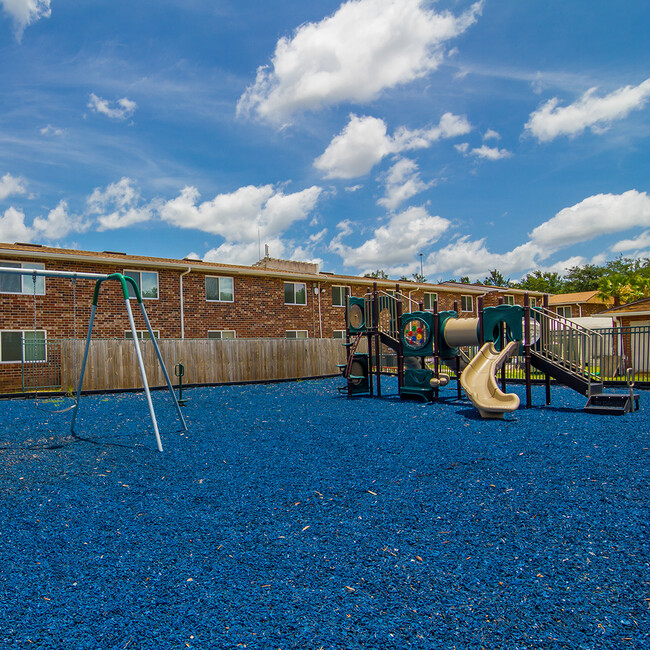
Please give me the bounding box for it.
[72,276,78,385]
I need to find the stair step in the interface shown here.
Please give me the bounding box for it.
[584,392,640,415]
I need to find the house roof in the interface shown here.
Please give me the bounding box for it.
[548,291,611,306]
[598,296,650,315]
[0,241,547,297]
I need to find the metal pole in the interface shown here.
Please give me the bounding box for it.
[125,299,163,452]
[524,292,532,408]
[0,266,109,281]
[138,302,188,432]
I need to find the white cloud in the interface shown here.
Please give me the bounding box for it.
[237,0,483,123]
[483,129,500,141]
[468,144,512,160]
[314,115,392,179]
[33,200,91,239]
[378,158,431,210]
[203,238,286,266]
[454,142,469,154]
[87,93,137,121]
[525,79,650,142]
[0,172,27,201]
[611,230,650,254]
[330,205,450,272]
[1,0,50,42]
[87,178,153,230]
[314,112,471,178]
[40,124,64,136]
[529,190,650,249]
[0,206,33,241]
[420,190,650,281]
[160,184,322,243]
[424,236,541,280]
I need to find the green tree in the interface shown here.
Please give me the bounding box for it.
[597,257,650,306]
[411,272,427,283]
[483,269,510,287]
[563,263,606,292]
[364,269,389,279]
[514,270,564,294]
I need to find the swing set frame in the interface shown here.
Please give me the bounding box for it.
[0,266,187,451]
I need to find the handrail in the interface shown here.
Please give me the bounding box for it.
[531,306,604,385]
[395,291,420,313]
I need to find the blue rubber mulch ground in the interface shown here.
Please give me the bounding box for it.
[0,377,648,649]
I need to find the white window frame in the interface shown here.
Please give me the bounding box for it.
[333,330,346,339]
[557,306,572,318]
[503,295,515,306]
[124,330,160,339]
[207,330,236,340]
[0,329,47,363]
[423,292,438,311]
[205,276,234,303]
[331,285,349,307]
[286,330,308,339]
[529,297,538,308]
[0,262,45,295]
[124,270,159,300]
[461,295,474,313]
[284,282,307,306]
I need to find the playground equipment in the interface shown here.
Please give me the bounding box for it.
[338,285,640,418]
[0,266,188,450]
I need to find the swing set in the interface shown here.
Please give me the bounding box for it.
[0,265,187,451]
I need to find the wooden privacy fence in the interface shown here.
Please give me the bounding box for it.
[60,338,347,392]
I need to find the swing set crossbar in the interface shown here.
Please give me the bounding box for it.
[0,266,187,451]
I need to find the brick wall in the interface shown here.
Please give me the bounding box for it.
[1,258,534,341]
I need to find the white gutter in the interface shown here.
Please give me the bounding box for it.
[179,267,191,339]
[317,283,323,338]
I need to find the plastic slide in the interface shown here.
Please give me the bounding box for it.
[460,341,520,419]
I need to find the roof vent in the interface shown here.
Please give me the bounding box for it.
[14,242,43,247]
[102,250,126,256]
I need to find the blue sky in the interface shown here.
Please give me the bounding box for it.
[1,0,649,282]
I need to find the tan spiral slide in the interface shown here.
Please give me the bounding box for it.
[460,341,520,419]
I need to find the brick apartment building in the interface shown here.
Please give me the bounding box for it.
[1,241,543,362]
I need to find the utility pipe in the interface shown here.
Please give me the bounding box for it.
[179,267,191,339]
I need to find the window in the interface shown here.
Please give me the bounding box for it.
[503,295,515,305]
[331,286,348,307]
[333,330,346,339]
[423,292,438,311]
[124,330,159,339]
[284,282,307,305]
[529,297,538,308]
[0,262,45,295]
[207,330,236,340]
[286,330,308,339]
[461,295,474,312]
[124,270,159,299]
[1,330,46,363]
[557,306,572,318]
[206,276,234,302]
